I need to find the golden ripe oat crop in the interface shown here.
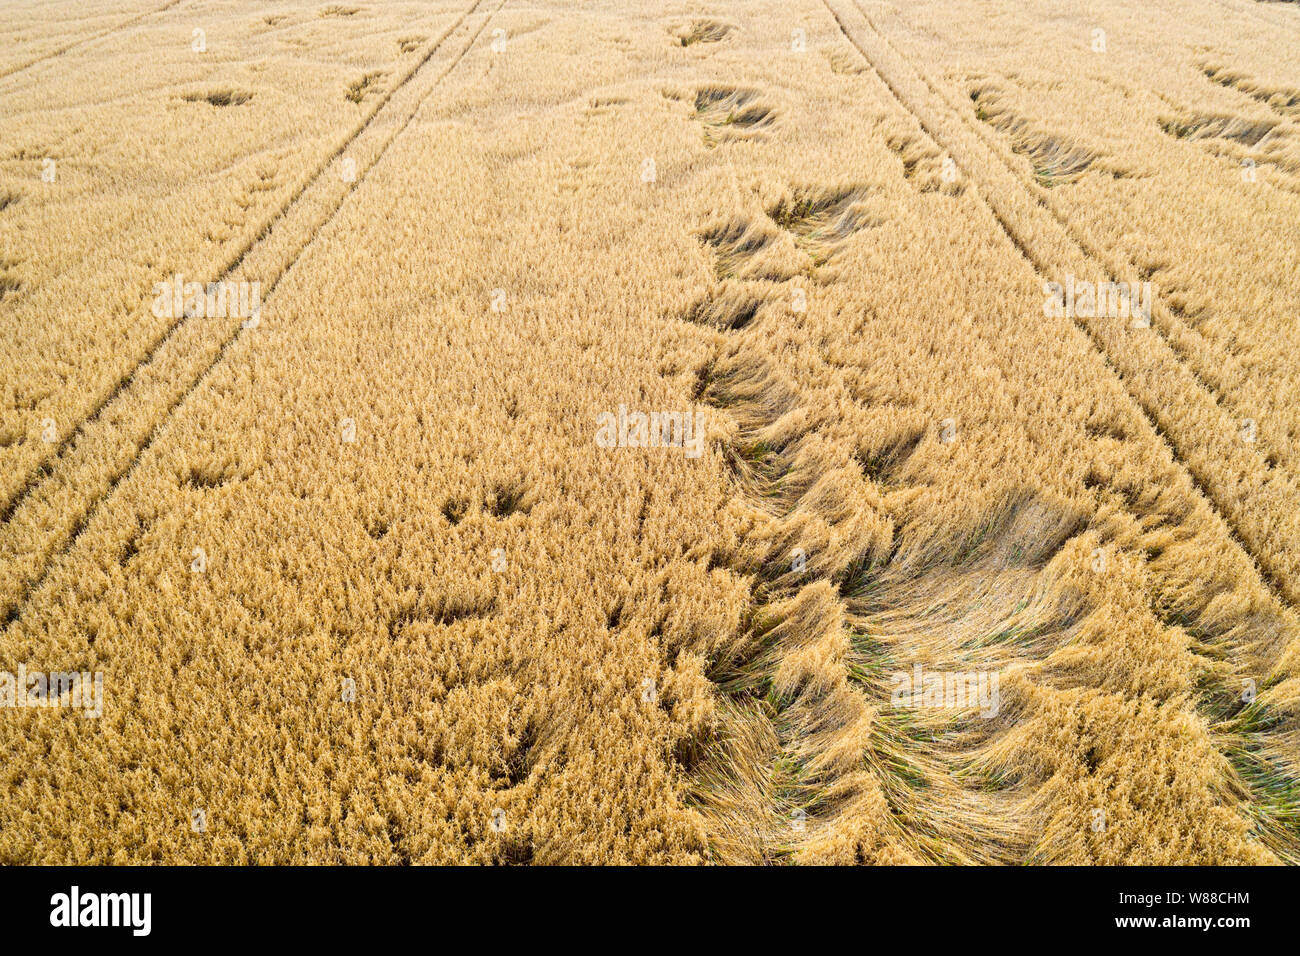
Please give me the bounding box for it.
[1,0,1298,865]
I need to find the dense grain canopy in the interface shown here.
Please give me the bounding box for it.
[1,0,1298,864]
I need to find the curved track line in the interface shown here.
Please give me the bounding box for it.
[0,0,501,630]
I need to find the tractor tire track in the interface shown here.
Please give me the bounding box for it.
[0,0,500,629]
[871,1,1299,476]
[1200,0,1300,33]
[823,0,1300,610]
[1,0,485,522]
[826,0,1300,861]
[0,1,186,84]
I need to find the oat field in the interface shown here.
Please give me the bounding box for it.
[1,0,1298,865]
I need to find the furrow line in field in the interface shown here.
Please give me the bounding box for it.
[869,1,1296,481]
[1,0,486,523]
[0,1,186,84]
[1201,0,1300,33]
[0,0,500,630]
[829,0,1300,860]
[825,0,1300,610]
